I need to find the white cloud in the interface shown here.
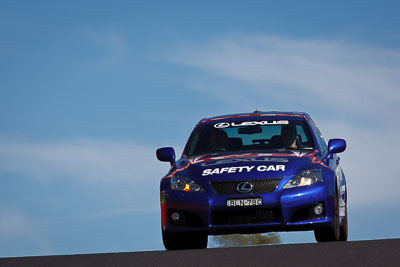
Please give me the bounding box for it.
[0,139,171,255]
[0,138,171,213]
[0,143,177,257]
[0,138,164,184]
[174,34,400,207]
[0,207,51,256]
[174,34,400,123]
[84,29,126,66]
[321,122,399,207]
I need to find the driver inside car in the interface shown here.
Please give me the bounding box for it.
[209,129,228,151]
[281,124,298,149]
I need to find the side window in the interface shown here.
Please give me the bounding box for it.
[188,132,199,155]
[296,125,307,142]
[309,120,327,154]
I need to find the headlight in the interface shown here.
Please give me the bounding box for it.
[283,169,323,189]
[171,177,206,192]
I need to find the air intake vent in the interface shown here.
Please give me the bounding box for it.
[211,208,282,225]
[211,178,281,195]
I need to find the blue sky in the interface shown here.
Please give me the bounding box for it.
[1,0,400,257]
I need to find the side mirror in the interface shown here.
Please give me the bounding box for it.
[156,147,176,165]
[328,139,346,154]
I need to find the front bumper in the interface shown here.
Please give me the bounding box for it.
[161,182,335,235]
[161,183,335,235]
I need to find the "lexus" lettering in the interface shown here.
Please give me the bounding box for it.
[214,120,288,128]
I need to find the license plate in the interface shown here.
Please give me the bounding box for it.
[226,198,263,207]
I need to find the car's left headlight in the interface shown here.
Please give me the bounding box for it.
[283,169,323,189]
[171,177,206,192]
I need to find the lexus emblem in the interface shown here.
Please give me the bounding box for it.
[214,122,230,129]
[237,182,253,193]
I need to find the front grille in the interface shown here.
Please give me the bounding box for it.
[211,178,281,195]
[211,208,282,225]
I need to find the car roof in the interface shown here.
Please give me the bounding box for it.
[200,111,312,123]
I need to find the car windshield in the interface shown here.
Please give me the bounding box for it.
[185,119,314,157]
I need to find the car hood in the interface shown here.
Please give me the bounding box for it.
[176,151,319,182]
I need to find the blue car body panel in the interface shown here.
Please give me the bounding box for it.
[159,112,347,236]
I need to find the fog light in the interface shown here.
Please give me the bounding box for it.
[171,212,180,221]
[313,204,324,215]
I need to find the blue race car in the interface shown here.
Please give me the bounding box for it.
[157,111,347,250]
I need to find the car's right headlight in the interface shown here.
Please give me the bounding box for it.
[283,169,323,189]
[171,177,206,192]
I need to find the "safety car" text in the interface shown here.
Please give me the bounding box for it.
[201,165,285,176]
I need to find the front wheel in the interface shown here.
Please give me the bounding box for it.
[162,231,208,250]
[314,189,340,242]
[339,192,348,241]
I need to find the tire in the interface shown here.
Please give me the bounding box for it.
[162,231,208,250]
[314,187,340,242]
[339,191,348,241]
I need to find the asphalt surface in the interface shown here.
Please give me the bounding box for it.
[1,238,400,267]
